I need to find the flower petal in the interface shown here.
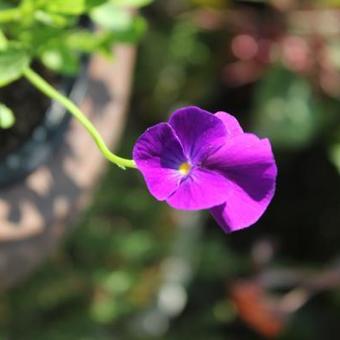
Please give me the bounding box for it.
[205,134,277,232]
[169,106,227,163]
[133,122,187,201]
[166,168,229,210]
[215,111,243,137]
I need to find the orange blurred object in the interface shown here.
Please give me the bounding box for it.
[230,280,284,338]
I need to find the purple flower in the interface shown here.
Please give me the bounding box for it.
[133,106,277,233]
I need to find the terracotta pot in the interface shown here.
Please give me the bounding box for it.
[0,46,136,290]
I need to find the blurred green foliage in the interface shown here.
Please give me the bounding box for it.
[0,155,176,339]
[0,0,151,129]
[0,0,150,81]
[253,66,334,149]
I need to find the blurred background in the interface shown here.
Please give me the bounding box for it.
[1,0,340,339]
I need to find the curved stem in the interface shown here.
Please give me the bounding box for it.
[23,67,136,169]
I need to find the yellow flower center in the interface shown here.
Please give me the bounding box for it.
[179,162,191,175]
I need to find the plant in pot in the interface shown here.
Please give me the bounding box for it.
[2,1,275,332]
[0,0,151,287]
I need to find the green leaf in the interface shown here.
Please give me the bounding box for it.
[45,0,86,15]
[0,103,15,129]
[20,0,41,13]
[46,0,107,15]
[34,10,70,27]
[65,29,114,54]
[0,46,30,87]
[41,46,80,75]
[90,3,133,31]
[111,0,153,7]
[91,2,149,43]
[17,25,65,55]
[114,16,147,43]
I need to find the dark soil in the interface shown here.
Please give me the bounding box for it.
[0,67,57,159]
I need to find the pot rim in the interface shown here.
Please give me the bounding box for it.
[0,63,88,189]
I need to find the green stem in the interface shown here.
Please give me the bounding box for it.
[23,67,136,169]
